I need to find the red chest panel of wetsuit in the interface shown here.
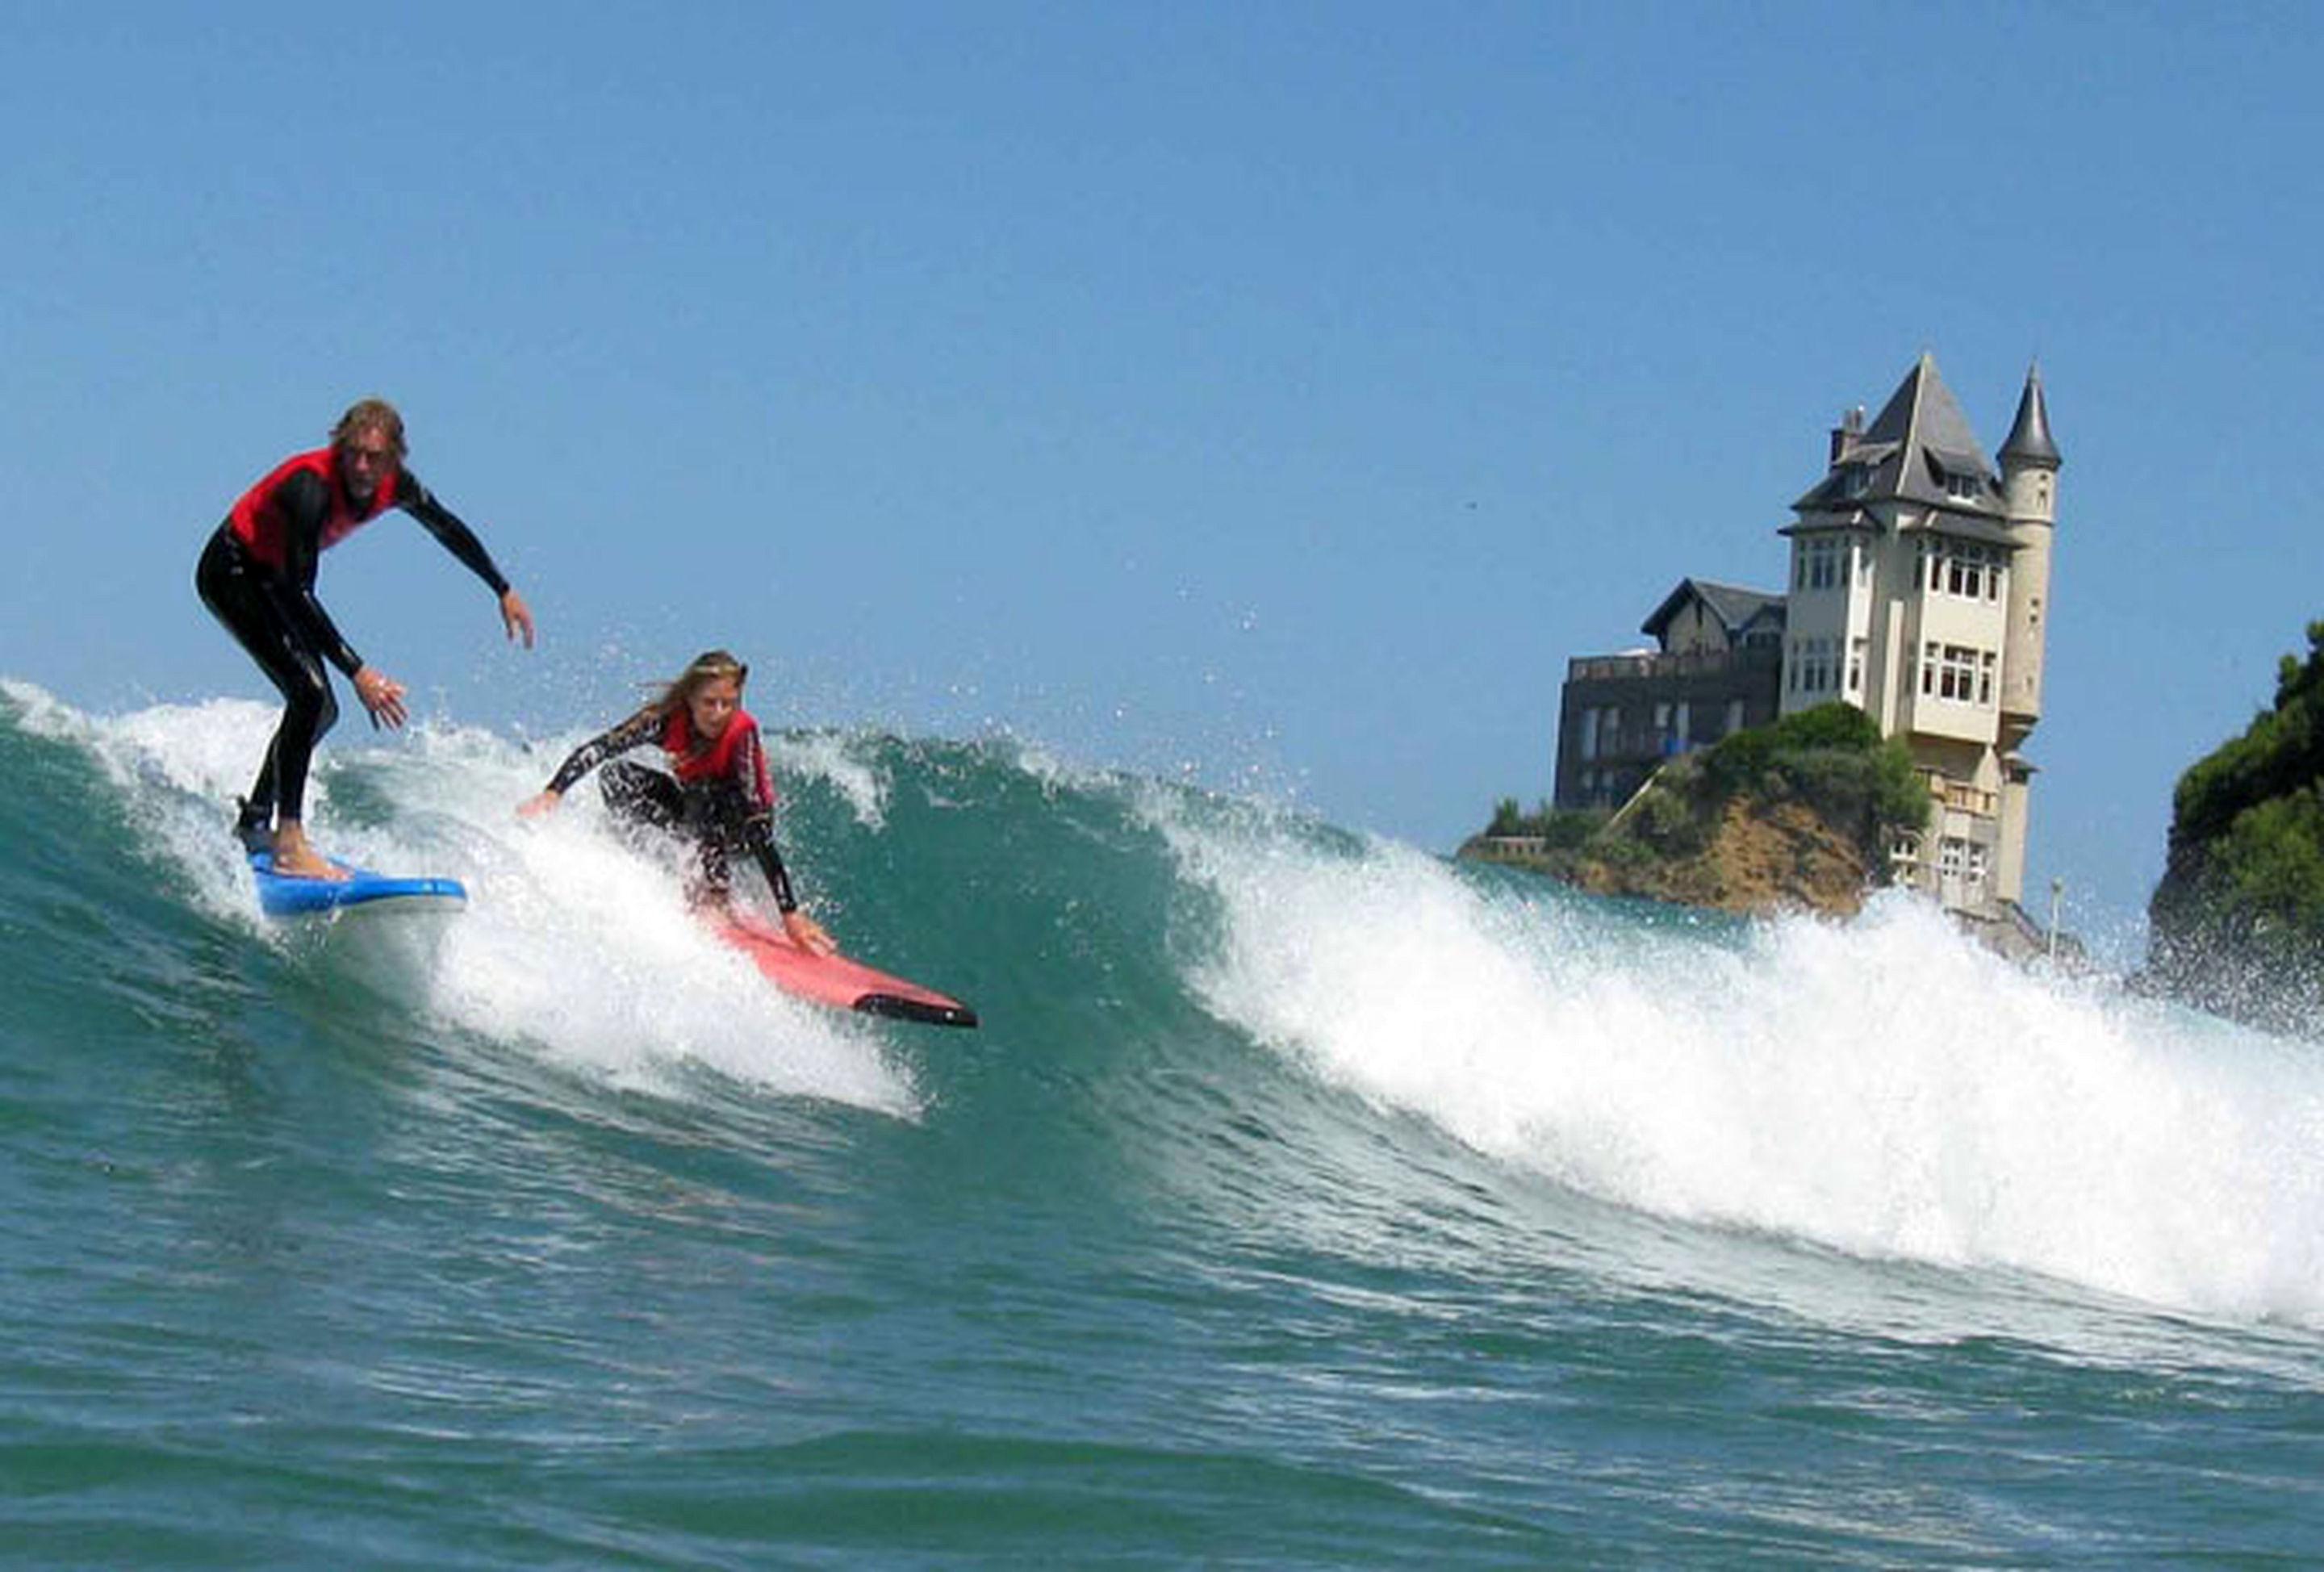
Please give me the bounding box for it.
[227,448,396,570]
[662,706,774,809]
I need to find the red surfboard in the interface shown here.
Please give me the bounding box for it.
[711,911,979,1029]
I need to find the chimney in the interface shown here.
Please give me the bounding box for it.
[1828,404,1866,466]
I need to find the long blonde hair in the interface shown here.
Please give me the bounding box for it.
[638,649,749,752]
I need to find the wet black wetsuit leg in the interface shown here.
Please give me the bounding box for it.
[600,764,794,911]
[600,760,687,831]
[601,763,732,901]
[680,783,746,901]
[194,530,339,838]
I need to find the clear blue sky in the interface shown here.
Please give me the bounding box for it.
[5,2,2320,955]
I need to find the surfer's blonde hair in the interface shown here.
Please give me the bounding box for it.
[331,398,408,460]
[648,649,750,721]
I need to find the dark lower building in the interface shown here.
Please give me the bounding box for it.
[1553,579,1784,811]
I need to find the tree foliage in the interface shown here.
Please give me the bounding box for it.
[1690,701,1927,863]
[1473,700,1927,888]
[2146,620,2324,1030]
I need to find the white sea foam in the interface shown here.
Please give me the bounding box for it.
[1165,802,2324,1332]
[28,684,919,1117]
[769,730,888,830]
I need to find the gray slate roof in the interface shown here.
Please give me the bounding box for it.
[1792,353,2006,519]
[2000,364,2062,466]
[1641,578,1787,642]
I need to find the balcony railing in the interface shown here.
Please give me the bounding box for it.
[1922,774,1997,817]
[1565,646,1779,683]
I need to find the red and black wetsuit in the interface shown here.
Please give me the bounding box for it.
[540,705,802,911]
[194,446,512,835]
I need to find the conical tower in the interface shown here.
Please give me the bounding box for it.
[1992,362,2061,910]
[1998,363,2061,724]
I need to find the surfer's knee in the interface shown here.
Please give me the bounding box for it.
[302,679,339,741]
[601,761,675,826]
[279,666,335,735]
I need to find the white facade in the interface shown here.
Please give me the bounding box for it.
[1779,357,2060,919]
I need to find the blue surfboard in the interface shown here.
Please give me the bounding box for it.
[248,851,467,919]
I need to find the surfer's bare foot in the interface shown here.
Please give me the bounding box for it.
[272,826,348,881]
[784,909,837,956]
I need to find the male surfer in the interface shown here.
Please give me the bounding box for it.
[196,398,536,879]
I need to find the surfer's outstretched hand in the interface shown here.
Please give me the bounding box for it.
[353,666,408,730]
[784,908,838,957]
[499,588,537,649]
[516,789,562,818]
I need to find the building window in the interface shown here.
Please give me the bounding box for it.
[1945,470,1979,501]
[1921,642,1991,704]
[1579,706,1600,762]
[1725,698,1744,735]
[1939,837,1968,878]
[1939,645,1978,702]
[1800,536,1841,591]
[1921,537,2004,602]
[1791,636,1837,695]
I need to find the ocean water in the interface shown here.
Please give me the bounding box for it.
[3,677,2322,1568]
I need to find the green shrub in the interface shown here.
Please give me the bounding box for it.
[1768,700,1884,753]
[1542,806,1607,850]
[1699,728,1774,798]
[1627,779,1707,855]
[1478,700,1926,888]
[2149,620,2324,1028]
[1487,797,1528,837]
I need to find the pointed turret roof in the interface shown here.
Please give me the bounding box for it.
[1999,362,2061,467]
[1793,352,2006,520]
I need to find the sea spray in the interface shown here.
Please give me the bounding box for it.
[13,675,2324,1332]
[8,681,917,1114]
[1156,790,2324,1329]
[6,679,2324,1564]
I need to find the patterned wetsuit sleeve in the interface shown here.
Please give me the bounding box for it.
[542,709,661,796]
[728,720,777,813]
[728,723,799,911]
[275,469,366,678]
[395,470,512,596]
[743,817,800,913]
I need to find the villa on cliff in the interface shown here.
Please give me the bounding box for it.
[1552,353,2062,924]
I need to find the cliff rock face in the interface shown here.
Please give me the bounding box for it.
[2144,621,2324,1034]
[1461,792,1876,918]
[1465,705,1927,922]
[1560,794,1872,916]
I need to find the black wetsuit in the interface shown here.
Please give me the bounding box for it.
[541,709,802,911]
[194,449,510,840]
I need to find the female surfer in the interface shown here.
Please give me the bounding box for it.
[197,398,536,880]
[518,650,837,955]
